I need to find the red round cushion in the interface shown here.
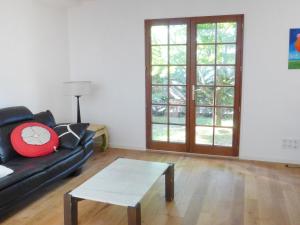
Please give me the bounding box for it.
[11,122,59,157]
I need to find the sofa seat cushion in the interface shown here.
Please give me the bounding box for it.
[0,158,46,191]
[0,146,82,191]
[32,146,82,169]
[0,148,86,208]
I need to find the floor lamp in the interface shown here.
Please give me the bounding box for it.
[64,81,92,123]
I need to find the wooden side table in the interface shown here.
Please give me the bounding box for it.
[88,124,109,151]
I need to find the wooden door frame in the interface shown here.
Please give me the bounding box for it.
[145,18,191,152]
[190,14,244,156]
[145,15,244,156]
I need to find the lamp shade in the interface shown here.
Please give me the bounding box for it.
[63,81,92,96]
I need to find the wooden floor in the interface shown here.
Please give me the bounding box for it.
[1,148,300,225]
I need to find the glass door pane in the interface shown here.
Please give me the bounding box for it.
[195,21,237,148]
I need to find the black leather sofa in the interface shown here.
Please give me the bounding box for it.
[0,106,94,217]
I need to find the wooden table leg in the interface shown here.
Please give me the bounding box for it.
[64,193,78,225]
[127,203,141,225]
[165,163,174,201]
[101,128,109,150]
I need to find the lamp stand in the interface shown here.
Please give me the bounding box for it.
[75,95,81,123]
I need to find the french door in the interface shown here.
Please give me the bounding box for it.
[145,15,243,156]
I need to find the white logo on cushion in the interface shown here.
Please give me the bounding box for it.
[55,124,80,140]
[21,126,51,145]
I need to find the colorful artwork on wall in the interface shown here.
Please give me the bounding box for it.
[289,28,300,69]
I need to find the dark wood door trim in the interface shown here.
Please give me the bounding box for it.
[145,15,244,157]
[189,14,244,156]
[145,18,190,152]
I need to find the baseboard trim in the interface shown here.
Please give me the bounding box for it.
[239,155,300,166]
[109,146,300,167]
[148,149,239,161]
[109,145,146,151]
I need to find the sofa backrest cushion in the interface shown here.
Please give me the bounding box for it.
[0,122,25,163]
[33,110,56,128]
[0,107,34,163]
[0,106,33,127]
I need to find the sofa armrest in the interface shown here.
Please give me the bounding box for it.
[80,130,96,146]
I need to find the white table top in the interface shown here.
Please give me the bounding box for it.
[70,158,170,207]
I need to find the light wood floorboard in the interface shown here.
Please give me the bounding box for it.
[1,148,300,225]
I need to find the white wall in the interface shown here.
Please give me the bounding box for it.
[0,0,72,122]
[68,0,300,163]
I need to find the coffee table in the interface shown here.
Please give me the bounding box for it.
[64,158,174,225]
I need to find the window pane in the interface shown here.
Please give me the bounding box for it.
[215,108,234,127]
[196,86,214,106]
[214,128,233,147]
[197,66,215,85]
[197,45,215,64]
[217,44,236,64]
[152,105,168,123]
[169,106,186,124]
[170,25,187,44]
[152,124,168,141]
[216,66,235,86]
[217,22,237,43]
[151,26,168,45]
[170,66,186,85]
[196,126,213,145]
[196,107,213,126]
[152,86,168,104]
[170,45,186,65]
[215,87,234,106]
[197,23,216,44]
[169,86,186,105]
[152,46,168,65]
[169,125,186,143]
[152,66,168,85]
